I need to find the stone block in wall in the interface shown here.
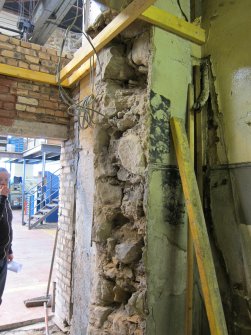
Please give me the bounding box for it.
[126,290,147,317]
[121,184,144,220]
[95,150,117,178]
[97,180,122,207]
[115,240,142,265]
[93,210,112,242]
[89,306,113,328]
[130,31,150,68]
[95,277,115,306]
[98,45,135,81]
[117,133,146,175]
[110,310,141,335]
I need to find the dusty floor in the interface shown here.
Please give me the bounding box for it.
[0,210,56,328]
[0,322,67,334]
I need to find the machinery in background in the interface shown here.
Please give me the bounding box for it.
[9,176,22,209]
[24,169,60,228]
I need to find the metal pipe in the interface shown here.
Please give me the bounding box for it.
[52,281,56,313]
[28,195,31,230]
[46,227,59,297]
[44,302,50,335]
[0,25,21,34]
[21,159,26,225]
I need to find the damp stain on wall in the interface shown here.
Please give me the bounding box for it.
[162,168,185,225]
[149,90,171,164]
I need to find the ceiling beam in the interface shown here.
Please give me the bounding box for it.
[30,0,76,45]
[59,0,156,82]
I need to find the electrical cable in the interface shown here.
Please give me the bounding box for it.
[177,0,189,22]
[56,0,103,129]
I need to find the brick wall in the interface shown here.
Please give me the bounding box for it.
[0,75,69,126]
[55,124,77,328]
[0,34,71,74]
[0,33,72,128]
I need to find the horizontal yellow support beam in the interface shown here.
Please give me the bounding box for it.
[59,0,156,82]
[63,5,205,87]
[140,6,205,45]
[0,2,205,88]
[0,63,69,87]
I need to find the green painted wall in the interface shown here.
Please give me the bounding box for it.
[202,1,251,333]
[202,0,251,164]
[146,1,195,334]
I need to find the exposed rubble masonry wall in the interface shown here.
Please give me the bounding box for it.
[45,27,82,54]
[202,1,251,334]
[86,20,150,335]
[66,0,207,334]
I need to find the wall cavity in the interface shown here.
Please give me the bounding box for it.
[202,1,251,333]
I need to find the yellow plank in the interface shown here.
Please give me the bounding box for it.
[63,6,205,86]
[59,0,156,82]
[140,6,205,45]
[67,56,96,87]
[0,63,69,87]
[80,75,92,100]
[185,84,195,335]
[170,117,228,335]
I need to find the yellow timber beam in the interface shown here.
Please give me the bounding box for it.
[61,5,205,87]
[67,56,97,87]
[140,6,205,45]
[0,63,69,87]
[59,0,156,82]
[170,117,228,335]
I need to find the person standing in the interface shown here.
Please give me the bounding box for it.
[0,168,13,305]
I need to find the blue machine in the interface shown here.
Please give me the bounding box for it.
[8,137,25,152]
[36,171,59,223]
[44,171,59,223]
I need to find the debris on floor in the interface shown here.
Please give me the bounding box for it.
[0,322,68,335]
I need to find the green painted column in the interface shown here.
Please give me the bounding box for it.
[146,1,194,334]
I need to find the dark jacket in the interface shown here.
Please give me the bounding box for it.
[0,195,13,260]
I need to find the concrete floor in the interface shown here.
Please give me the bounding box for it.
[0,210,56,328]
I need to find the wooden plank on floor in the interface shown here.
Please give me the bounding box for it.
[0,316,52,331]
[170,117,228,335]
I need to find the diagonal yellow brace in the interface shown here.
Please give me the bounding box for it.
[170,117,228,335]
[59,0,156,82]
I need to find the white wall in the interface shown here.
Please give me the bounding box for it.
[0,10,19,37]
